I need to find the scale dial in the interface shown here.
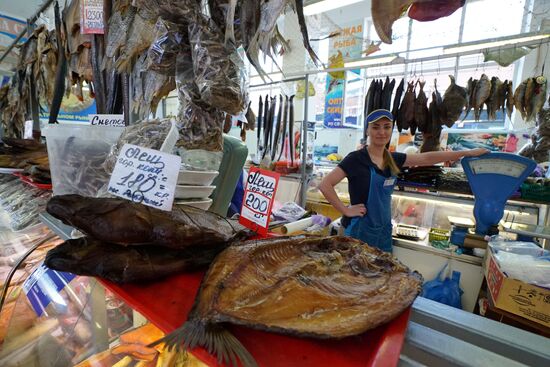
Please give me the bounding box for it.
[468,158,527,178]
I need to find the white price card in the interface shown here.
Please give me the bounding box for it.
[239,167,280,235]
[89,114,125,127]
[107,144,181,211]
[80,0,104,34]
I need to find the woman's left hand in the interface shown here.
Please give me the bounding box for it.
[465,148,490,157]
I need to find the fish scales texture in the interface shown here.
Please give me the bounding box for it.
[156,236,422,366]
[46,195,248,248]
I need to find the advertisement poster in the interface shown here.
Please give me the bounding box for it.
[40,88,97,123]
[0,13,26,81]
[323,22,364,128]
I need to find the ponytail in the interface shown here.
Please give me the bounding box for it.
[383,149,401,176]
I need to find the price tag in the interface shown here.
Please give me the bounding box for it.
[23,263,76,317]
[80,0,104,34]
[89,114,125,127]
[239,167,280,235]
[107,144,181,211]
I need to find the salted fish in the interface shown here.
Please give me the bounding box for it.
[473,74,491,121]
[441,75,468,126]
[153,236,422,367]
[46,195,250,249]
[513,79,528,120]
[372,0,414,44]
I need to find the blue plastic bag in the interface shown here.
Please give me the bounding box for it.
[421,263,464,309]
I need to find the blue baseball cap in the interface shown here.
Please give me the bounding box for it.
[366,109,393,124]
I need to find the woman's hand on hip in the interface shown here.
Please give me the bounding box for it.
[344,204,366,217]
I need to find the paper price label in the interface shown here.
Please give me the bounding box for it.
[80,0,104,34]
[239,167,280,234]
[107,144,181,211]
[89,114,124,127]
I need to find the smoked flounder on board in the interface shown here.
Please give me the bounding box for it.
[46,195,249,248]
[153,236,423,367]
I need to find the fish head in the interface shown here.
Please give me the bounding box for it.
[47,194,86,221]
[44,238,94,269]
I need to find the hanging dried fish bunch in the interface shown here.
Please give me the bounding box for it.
[189,14,247,116]
[147,18,187,75]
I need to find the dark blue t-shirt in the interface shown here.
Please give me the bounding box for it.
[337,149,406,226]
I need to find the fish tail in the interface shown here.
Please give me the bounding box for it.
[149,321,258,367]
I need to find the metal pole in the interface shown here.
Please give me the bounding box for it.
[299,74,310,208]
[26,21,41,139]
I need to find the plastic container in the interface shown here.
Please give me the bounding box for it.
[174,185,216,199]
[177,170,219,186]
[43,124,123,197]
[429,228,450,242]
[174,198,213,210]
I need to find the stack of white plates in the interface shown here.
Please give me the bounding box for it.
[174,169,219,210]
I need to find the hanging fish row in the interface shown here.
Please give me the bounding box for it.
[256,94,297,164]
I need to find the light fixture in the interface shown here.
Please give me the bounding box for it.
[344,55,398,68]
[304,0,363,16]
[443,34,550,55]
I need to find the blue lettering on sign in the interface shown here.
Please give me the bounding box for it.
[22,264,76,316]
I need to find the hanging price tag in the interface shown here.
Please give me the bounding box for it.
[81,0,104,34]
[89,114,125,127]
[107,144,181,211]
[239,167,280,235]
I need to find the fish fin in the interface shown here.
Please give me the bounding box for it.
[224,0,238,46]
[150,320,258,367]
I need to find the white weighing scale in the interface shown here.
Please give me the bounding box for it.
[461,152,537,236]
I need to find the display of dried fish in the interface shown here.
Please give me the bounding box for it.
[45,237,227,283]
[485,77,502,121]
[513,79,528,120]
[153,235,422,367]
[47,195,250,249]
[506,81,514,120]
[441,75,468,126]
[527,76,548,123]
[147,18,186,75]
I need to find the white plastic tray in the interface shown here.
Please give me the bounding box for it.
[175,185,216,199]
[174,198,213,210]
[177,170,219,186]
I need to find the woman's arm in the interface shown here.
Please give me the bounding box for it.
[319,167,366,217]
[404,148,489,167]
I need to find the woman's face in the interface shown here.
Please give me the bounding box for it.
[367,118,393,147]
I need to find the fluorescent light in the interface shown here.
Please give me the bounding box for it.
[304,0,363,16]
[443,34,550,54]
[344,55,398,68]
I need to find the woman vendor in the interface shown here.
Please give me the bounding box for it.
[319,109,488,252]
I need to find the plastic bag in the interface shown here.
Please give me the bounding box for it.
[421,263,463,309]
[494,252,550,288]
[272,202,307,222]
[188,14,246,116]
[175,50,224,152]
[147,18,185,75]
[489,236,549,257]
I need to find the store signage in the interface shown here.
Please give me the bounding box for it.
[107,144,181,211]
[81,0,104,34]
[23,264,76,317]
[89,114,125,127]
[239,167,280,235]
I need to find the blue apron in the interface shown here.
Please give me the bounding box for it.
[345,166,396,252]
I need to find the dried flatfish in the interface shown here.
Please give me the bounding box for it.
[153,236,422,367]
[372,0,414,44]
[397,81,415,132]
[441,75,468,126]
[46,195,250,249]
[528,76,547,123]
[473,74,491,121]
[45,237,227,283]
[514,79,528,120]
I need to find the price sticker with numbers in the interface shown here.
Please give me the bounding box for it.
[107,144,181,211]
[239,167,280,235]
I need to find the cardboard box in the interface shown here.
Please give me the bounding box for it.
[484,248,550,328]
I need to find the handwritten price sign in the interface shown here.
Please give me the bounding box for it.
[239,167,280,235]
[107,144,181,211]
